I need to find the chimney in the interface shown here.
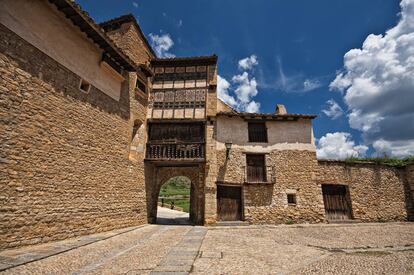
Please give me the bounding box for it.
[275,104,287,115]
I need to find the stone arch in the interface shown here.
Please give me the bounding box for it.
[145,165,204,225]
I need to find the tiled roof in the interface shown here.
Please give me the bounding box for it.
[216,111,317,120]
[48,0,138,72]
[99,14,156,58]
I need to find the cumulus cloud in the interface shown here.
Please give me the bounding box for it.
[217,75,237,107]
[232,72,258,104]
[149,33,175,58]
[217,55,261,113]
[330,0,414,157]
[238,55,258,70]
[217,73,261,113]
[322,99,344,119]
[373,139,414,157]
[317,132,368,160]
[245,101,260,113]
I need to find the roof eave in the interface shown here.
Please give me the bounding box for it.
[49,0,138,72]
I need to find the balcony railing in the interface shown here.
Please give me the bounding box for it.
[146,142,205,160]
[242,165,276,184]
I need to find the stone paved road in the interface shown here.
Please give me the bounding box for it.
[0,222,413,274]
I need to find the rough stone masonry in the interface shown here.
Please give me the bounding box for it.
[0,0,413,251]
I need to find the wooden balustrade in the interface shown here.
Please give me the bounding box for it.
[242,165,275,184]
[146,142,205,160]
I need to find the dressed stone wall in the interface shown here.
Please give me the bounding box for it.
[0,22,147,249]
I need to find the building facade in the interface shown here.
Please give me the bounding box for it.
[1,0,413,250]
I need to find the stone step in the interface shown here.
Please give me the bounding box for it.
[214,221,250,226]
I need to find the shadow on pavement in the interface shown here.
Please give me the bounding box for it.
[156,206,192,225]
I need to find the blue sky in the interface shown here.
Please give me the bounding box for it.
[78,0,414,159]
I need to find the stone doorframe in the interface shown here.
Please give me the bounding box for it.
[145,163,205,225]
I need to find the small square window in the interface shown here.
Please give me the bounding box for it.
[287,194,296,205]
[79,79,91,93]
[136,79,146,93]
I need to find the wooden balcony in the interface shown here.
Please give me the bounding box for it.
[145,142,205,161]
[242,165,276,184]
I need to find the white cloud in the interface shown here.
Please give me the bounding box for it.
[317,132,368,160]
[322,99,344,119]
[232,72,258,104]
[132,1,138,8]
[148,33,175,58]
[217,55,261,113]
[303,79,322,92]
[330,0,414,157]
[238,55,258,70]
[245,101,260,113]
[217,73,260,113]
[217,75,237,107]
[373,139,414,158]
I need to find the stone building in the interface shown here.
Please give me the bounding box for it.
[1,0,413,249]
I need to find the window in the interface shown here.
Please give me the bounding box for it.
[136,79,146,93]
[79,79,91,93]
[246,154,266,182]
[248,122,267,143]
[287,194,297,205]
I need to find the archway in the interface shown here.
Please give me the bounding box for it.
[157,176,191,225]
[145,165,205,225]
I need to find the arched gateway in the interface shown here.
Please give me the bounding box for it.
[145,166,205,225]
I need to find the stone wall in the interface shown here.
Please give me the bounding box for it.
[405,164,414,220]
[0,24,147,249]
[316,161,408,222]
[105,21,154,65]
[0,0,124,101]
[214,148,326,224]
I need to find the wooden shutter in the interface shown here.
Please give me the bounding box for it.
[246,154,266,182]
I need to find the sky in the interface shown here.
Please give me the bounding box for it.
[77,0,414,159]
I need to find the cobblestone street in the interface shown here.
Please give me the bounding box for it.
[1,220,413,274]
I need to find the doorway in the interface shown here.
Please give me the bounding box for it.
[157,176,191,225]
[322,184,352,220]
[217,185,243,221]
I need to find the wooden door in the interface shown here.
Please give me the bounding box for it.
[322,184,352,220]
[217,185,242,221]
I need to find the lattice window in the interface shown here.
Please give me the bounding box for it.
[248,122,268,143]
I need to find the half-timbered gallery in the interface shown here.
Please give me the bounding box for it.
[1,0,413,250]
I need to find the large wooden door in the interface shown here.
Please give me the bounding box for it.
[217,185,242,221]
[322,184,352,220]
